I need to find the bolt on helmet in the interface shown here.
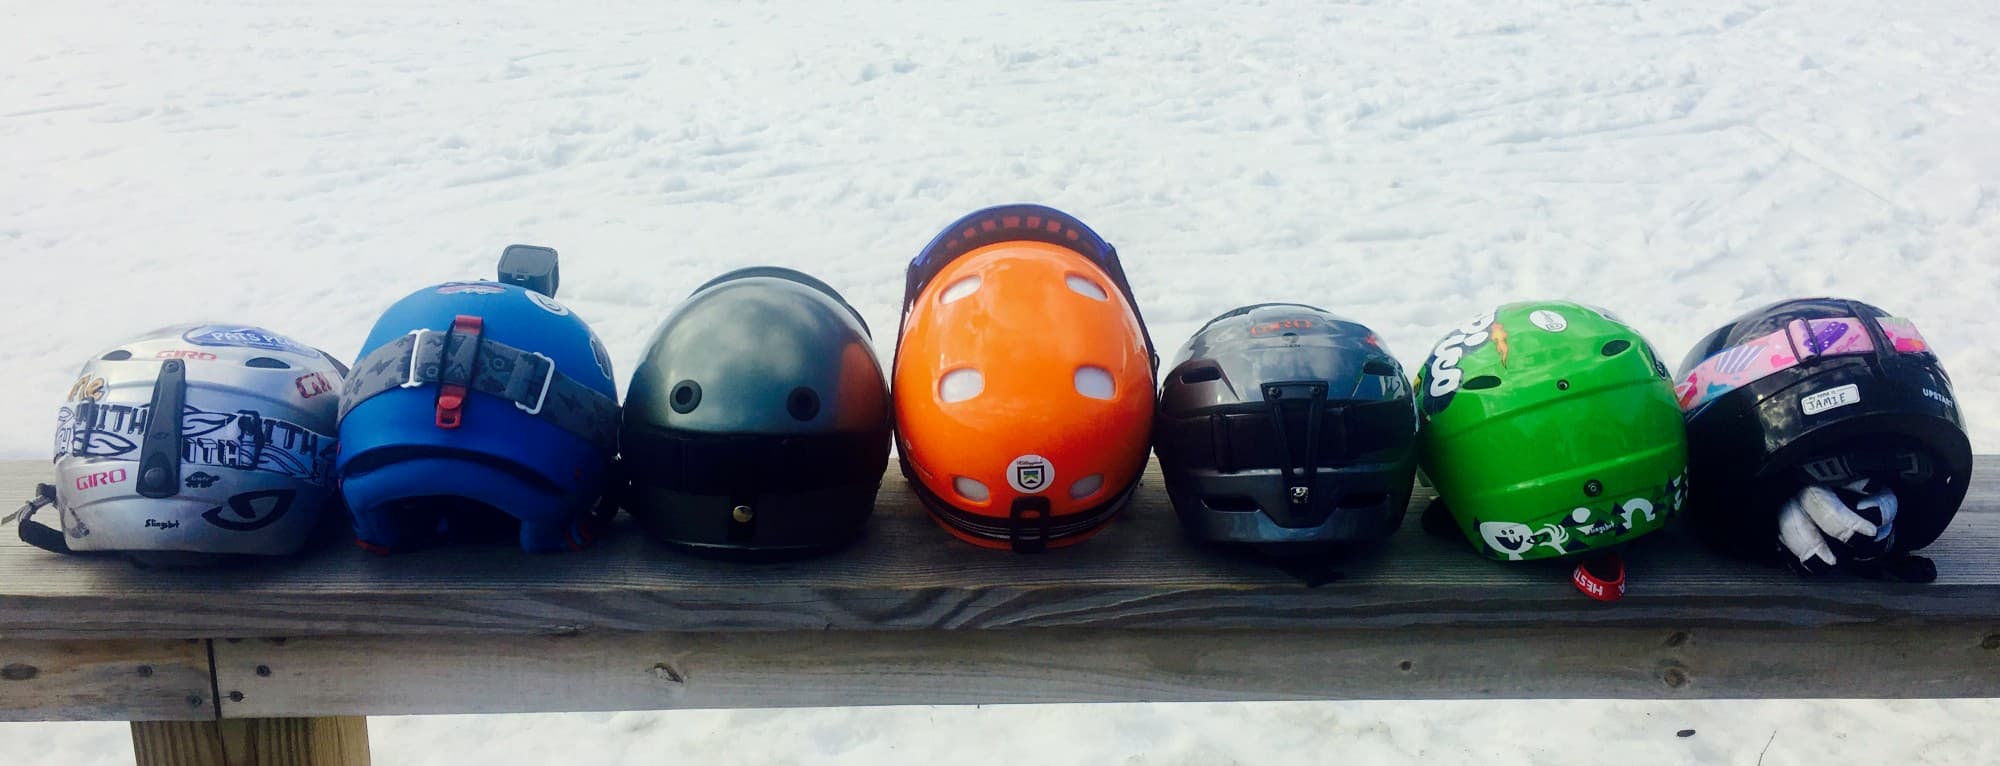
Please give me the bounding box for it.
[1415,302,1688,594]
[894,204,1158,552]
[620,267,891,558]
[1154,304,1418,550]
[337,280,620,553]
[1676,298,1970,577]
[11,325,345,564]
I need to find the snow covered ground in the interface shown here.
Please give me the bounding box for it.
[3,0,1998,763]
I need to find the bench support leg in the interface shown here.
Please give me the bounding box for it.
[131,717,371,766]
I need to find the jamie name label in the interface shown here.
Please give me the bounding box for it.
[1801,384,1861,416]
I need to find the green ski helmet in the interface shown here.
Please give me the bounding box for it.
[1415,302,1688,575]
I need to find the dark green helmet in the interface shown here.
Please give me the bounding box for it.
[620,267,892,557]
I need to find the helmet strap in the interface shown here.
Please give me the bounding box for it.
[134,359,188,499]
[1008,496,1053,554]
[1261,381,1330,509]
[8,484,72,555]
[1571,554,1627,602]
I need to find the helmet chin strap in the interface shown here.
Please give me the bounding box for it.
[7,483,71,555]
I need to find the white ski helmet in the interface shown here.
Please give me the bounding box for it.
[12,324,345,562]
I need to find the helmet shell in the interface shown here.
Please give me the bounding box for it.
[894,206,1156,551]
[1155,304,1418,548]
[51,324,343,557]
[1415,302,1688,562]
[1677,297,1970,560]
[621,267,890,556]
[337,282,617,553]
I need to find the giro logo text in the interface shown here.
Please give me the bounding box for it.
[74,468,127,491]
[295,372,333,399]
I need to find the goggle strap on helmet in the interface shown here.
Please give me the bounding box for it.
[342,325,619,450]
[1678,315,1930,413]
[8,484,71,555]
[1262,381,1329,507]
[135,359,189,499]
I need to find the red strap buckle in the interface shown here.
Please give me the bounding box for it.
[435,315,483,429]
[1572,554,1627,602]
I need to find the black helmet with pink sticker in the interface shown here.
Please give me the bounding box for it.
[1676,297,1970,571]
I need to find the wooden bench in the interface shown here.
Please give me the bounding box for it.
[3,458,1997,764]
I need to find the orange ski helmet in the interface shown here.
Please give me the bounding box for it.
[894,204,1158,552]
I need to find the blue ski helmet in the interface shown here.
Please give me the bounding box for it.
[336,281,620,553]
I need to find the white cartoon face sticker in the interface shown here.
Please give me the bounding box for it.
[1479,521,1537,561]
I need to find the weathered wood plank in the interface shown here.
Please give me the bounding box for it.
[0,639,213,722]
[209,624,2000,716]
[2,458,1996,639]
[132,717,370,766]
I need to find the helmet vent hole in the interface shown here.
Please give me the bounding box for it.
[939,368,984,403]
[953,477,990,503]
[940,276,982,305]
[1202,495,1260,512]
[100,350,133,361]
[670,380,702,413]
[1180,366,1222,384]
[1074,366,1115,400]
[1463,375,1502,390]
[786,387,820,421]
[245,357,291,369]
[1601,339,1632,357]
[1069,473,1104,500]
[1362,360,1398,377]
[1065,274,1109,301]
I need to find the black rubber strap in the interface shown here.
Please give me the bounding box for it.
[8,484,72,555]
[1262,381,1329,507]
[135,360,188,498]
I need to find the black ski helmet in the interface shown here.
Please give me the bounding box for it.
[1675,297,1971,562]
[1153,304,1419,549]
[620,267,892,557]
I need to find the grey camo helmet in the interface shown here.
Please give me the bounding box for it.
[15,324,345,562]
[619,267,891,557]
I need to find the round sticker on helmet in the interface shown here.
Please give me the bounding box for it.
[525,290,570,316]
[1006,454,1054,494]
[1530,310,1568,333]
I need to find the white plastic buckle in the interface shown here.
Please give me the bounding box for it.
[516,352,555,416]
[401,329,438,389]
